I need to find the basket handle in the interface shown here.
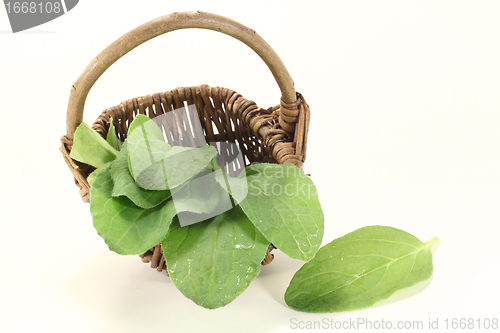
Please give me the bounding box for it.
[66,11,297,138]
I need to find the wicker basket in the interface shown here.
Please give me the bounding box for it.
[60,11,310,272]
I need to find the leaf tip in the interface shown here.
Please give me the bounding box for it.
[425,236,440,253]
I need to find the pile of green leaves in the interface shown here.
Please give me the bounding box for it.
[70,115,439,312]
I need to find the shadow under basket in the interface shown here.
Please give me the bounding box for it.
[60,12,311,273]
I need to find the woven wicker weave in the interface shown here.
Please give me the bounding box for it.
[60,11,310,271]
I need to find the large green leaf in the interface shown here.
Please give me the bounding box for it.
[70,122,118,168]
[87,161,112,187]
[284,226,439,313]
[217,163,324,262]
[162,205,269,309]
[110,142,172,209]
[171,169,222,213]
[134,145,217,190]
[127,114,151,135]
[172,168,234,226]
[126,115,171,180]
[106,117,123,151]
[89,163,176,255]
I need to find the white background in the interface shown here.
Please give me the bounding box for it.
[1,1,499,332]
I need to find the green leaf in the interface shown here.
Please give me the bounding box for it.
[217,163,324,262]
[87,161,112,187]
[172,167,235,226]
[110,142,172,209]
[89,163,177,255]
[70,122,118,168]
[126,115,171,180]
[106,118,123,151]
[127,114,151,135]
[162,205,269,309]
[284,226,439,313]
[171,171,222,214]
[135,145,217,190]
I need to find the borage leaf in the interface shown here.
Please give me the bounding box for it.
[111,142,172,209]
[217,163,324,262]
[70,122,118,168]
[172,167,235,227]
[127,114,151,135]
[90,163,176,255]
[126,115,171,179]
[162,205,269,309]
[87,161,112,187]
[284,226,439,313]
[135,145,217,190]
[106,117,123,151]
[171,168,222,214]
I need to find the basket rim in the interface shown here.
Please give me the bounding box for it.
[60,84,310,204]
